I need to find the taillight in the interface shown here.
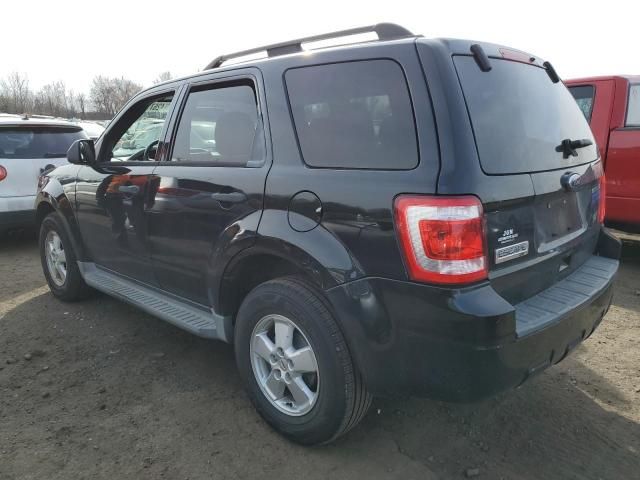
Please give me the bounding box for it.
[597,174,606,224]
[0,165,6,182]
[394,195,488,285]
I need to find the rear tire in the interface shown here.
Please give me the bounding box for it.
[39,212,92,301]
[234,276,371,445]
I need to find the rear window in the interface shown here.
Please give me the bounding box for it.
[568,85,595,123]
[285,59,418,170]
[0,126,87,159]
[626,84,640,127]
[454,57,597,174]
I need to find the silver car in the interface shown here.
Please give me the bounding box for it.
[0,114,87,233]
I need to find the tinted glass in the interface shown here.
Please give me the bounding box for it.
[569,85,595,123]
[286,60,418,169]
[0,127,86,159]
[111,97,173,161]
[454,57,597,174]
[171,84,262,166]
[627,84,640,126]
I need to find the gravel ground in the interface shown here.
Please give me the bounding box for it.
[1,232,639,480]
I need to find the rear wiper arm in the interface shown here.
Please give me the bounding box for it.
[555,138,592,159]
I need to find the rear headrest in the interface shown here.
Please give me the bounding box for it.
[214,112,255,161]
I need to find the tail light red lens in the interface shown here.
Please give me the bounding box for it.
[394,195,488,284]
[597,174,606,224]
[0,165,7,182]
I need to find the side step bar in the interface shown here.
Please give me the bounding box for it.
[77,262,231,342]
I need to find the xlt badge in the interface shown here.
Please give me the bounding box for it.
[495,240,529,264]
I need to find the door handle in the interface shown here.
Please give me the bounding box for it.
[118,185,140,195]
[210,192,246,204]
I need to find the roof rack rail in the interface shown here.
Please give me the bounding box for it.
[204,23,414,70]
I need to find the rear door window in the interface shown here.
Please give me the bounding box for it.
[170,82,263,166]
[0,127,86,159]
[285,59,418,170]
[454,56,597,174]
[568,85,595,123]
[626,84,640,126]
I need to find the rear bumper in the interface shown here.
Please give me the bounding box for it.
[0,196,36,230]
[326,230,620,401]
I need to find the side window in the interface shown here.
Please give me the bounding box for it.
[285,59,419,170]
[568,85,595,123]
[170,82,263,167]
[626,84,640,127]
[106,93,174,162]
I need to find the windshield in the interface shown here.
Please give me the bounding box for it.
[454,56,597,174]
[0,126,87,159]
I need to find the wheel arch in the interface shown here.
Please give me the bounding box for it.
[35,180,87,261]
[218,249,325,321]
[217,229,364,322]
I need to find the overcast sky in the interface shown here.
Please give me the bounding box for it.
[3,0,637,93]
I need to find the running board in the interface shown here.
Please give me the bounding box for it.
[77,262,231,342]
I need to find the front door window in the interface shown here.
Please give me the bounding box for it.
[105,94,174,162]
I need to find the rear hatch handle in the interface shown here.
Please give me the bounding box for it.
[555,138,593,159]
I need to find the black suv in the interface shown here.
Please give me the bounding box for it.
[35,24,620,445]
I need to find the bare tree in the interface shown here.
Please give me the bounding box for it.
[153,71,173,84]
[0,90,8,113]
[90,75,142,117]
[0,72,33,114]
[0,73,141,119]
[76,93,87,118]
[90,75,116,116]
[31,81,79,117]
[114,77,142,111]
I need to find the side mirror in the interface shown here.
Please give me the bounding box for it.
[67,139,96,165]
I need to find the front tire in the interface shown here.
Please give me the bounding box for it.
[39,212,92,301]
[234,276,371,445]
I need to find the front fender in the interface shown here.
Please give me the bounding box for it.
[36,168,86,261]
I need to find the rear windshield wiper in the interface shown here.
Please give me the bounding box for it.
[43,153,67,158]
[555,138,592,158]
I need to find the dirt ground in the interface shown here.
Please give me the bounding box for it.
[1,233,639,480]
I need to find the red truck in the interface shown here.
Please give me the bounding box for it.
[566,76,640,230]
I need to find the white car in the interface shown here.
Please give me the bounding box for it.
[0,115,87,233]
[76,121,105,141]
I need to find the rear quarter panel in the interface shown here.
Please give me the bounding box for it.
[258,40,440,284]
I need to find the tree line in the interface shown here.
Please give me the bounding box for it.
[0,71,172,120]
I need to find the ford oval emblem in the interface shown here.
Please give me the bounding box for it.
[561,172,581,192]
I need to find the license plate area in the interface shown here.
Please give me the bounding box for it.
[535,192,585,251]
